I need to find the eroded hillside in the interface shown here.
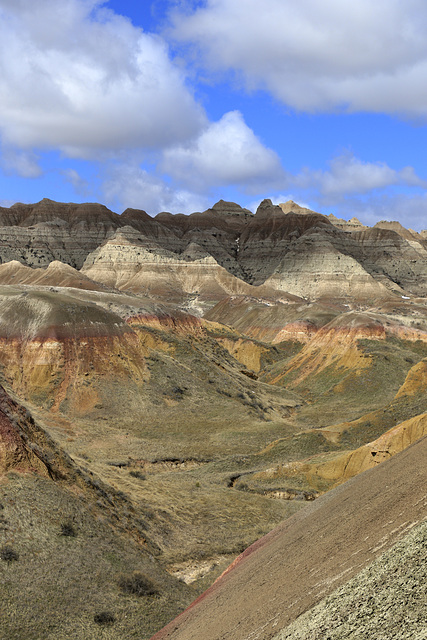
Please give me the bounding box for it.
[0,198,426,639]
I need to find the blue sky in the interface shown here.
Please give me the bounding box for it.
[1,0,427,230]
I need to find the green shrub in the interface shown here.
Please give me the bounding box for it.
[0,546,19,562]
[94,611,116,626]
[60,522,77,537]
[118,571,159,597]
[129,470,146,480]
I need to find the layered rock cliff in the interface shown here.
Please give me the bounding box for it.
[1,197,426,302]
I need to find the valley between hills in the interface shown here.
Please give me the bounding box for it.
[0,197,426,639]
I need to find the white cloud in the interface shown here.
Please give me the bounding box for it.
[102,164,209,214]
[161,110,285,192]
[170,0,427,117]
[294,154,427,201]
[0,0,206,157]
[61,168,90,196]
[0,146,42,177]
[329,193,427,232]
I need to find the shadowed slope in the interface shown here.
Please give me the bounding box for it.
[0,384,194,640]
[151,436,427,640]
[0,385,51,476]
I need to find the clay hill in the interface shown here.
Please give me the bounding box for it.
[2,197,427,305]
[0,198,426,639]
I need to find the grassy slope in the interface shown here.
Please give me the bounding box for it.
[0,385,194,640]
[0,473,193,640]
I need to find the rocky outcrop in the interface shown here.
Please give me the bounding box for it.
[0,198,180,269]
[1,197,427,302]
[0,199,123,268]
[352,226,427,296]
[394,358,427,398]
[81,228,280,315]
[264,233,391,301]
[237,200,335,285]
[155,200,253,280]
[327,213,367,232]
[309,413,427,484]
[0,385,50,475]
[278,200,316,215]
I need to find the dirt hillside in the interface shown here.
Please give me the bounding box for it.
[151,436,427,640]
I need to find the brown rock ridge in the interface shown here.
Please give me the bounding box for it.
[327,213,367,231]
[237,199,335,285]
[278,200,316,215]
[155,200,253,280]
[1,197,427,300]
[0,198,122,268]
[0,198,178,269]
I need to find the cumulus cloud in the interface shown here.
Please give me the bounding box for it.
[170,0,427,117]
[102,164,210,214]
[330,192,427,232]
[295,154,427,201]
[0,146,42,177]
[0,0,206,157]
[61,168,91,196]
[162,110,285,192]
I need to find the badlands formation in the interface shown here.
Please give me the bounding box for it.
[0,197,426,639]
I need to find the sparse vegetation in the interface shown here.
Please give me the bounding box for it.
[1,215,427,640]
[60,522,77,537]
[118,571,159,597]
[0,546,19,562]
[94,611,116,626]
[129,469,146,480]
